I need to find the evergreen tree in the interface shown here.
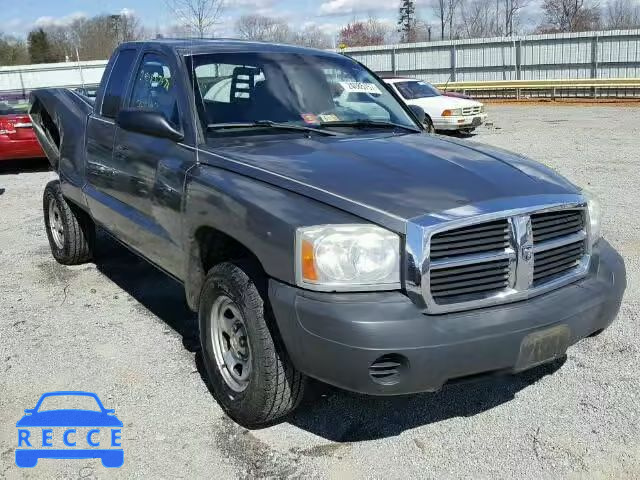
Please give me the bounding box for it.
[28,28,62,64]
[398,0,417,43]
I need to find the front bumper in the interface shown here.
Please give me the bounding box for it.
[269,240,626,395]
[434,113,487,131]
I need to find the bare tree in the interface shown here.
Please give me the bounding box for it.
[118,14,146,42]
[33,13,146,62]
[605,0,640,28]
[458,0,500,38]
[504,0,529,35]
[164,0,225,37]
[0,33,29,66]
[235,15,333,49]
[337,18,389,47]
[235,14,291,43]
[413,20,434,42]
[538,0,601,32]
[292,25,333,49]
[433,0,462,39]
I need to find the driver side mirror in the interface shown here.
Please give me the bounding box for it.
[116,109,184,142]
[408,105,426,125]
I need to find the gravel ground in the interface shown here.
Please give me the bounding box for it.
[1,105,638,479]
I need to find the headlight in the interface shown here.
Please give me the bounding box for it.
[296,224,400,291]
[442,108,462,117]
[479,105,485,112]
[584,190,602,246]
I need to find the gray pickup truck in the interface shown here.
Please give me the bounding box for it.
[30,39,626,427]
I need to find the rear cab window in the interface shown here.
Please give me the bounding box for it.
[101,49,138,119]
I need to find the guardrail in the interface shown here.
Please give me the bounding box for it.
[433,78,640,99]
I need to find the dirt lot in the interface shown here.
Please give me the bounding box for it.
[1,105,639,479]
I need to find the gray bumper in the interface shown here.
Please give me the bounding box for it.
[269,240,626,395]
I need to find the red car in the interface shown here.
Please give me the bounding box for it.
[0,102,45,161]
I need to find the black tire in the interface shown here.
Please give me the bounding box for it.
[199,262,305,427]
[424,116,435,133]
[43,180,95,265]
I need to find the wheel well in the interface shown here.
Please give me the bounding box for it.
[198,227,261,273]
[31,99,61,150]
[186,226,265,311]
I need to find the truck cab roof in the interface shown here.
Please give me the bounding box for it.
[117,38,344,59]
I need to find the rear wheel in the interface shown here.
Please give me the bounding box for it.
[43,180,95,265]
[199,262,305,427]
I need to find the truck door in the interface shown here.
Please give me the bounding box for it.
[85,48,138,224]
[108,51,196,278]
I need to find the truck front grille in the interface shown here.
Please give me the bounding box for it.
[533,240,585,285]
[423,207,590,312]
[531,210,584,242]
[430,219,509,260]
[531,209,586,285]
[430,258,510,303]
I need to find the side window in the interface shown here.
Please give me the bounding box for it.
[129,53,180,127]
[101,49,137,119]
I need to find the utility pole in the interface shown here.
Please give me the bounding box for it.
[110,14,121,45]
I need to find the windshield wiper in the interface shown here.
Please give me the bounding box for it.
[320,119,420,133]
[207,120,339,136]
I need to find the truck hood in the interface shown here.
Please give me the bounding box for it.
[201,133,578,232]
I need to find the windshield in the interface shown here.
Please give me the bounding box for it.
[394,81,441,100]
[189,52,418,133]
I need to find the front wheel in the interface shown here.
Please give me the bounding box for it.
[424,116,435,133]
[199,262,306,427]
[43,180,95,265]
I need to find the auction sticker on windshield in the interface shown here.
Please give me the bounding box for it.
[339,82,382,95]
[301,113,319,124]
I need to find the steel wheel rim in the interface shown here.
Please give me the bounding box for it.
[210,296,252,392]
[48,200,65,249]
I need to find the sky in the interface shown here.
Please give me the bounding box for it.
[3,0,434,40]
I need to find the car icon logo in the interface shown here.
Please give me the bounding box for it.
[15,391,123,468]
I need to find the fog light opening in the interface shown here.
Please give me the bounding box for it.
[369,354,408,386]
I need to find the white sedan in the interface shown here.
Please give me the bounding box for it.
[333,89,390,121]
[383,77,487,134]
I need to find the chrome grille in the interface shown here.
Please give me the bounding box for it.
[532,210,584,242]
[462,106,482,116]
[430,219,509,260]
[430,258,510,303]
[534,240,585,284]
[419,204,591,313]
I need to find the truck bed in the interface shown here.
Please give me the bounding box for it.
[29,88,94,173]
